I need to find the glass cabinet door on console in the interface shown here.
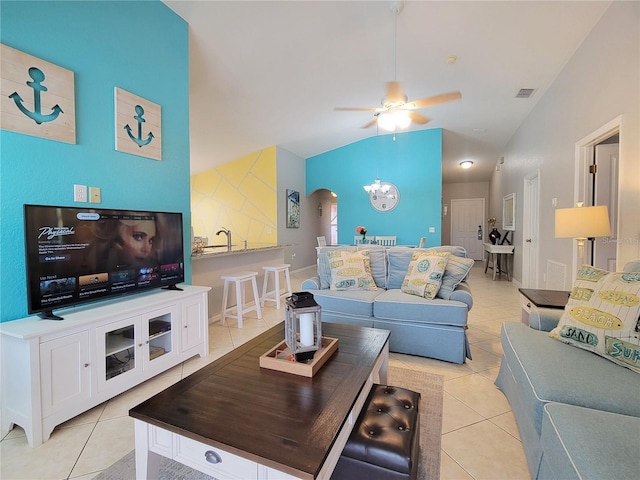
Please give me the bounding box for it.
[97,317,139,392]
[143,305,178,369]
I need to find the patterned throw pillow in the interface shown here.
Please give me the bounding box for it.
[318,247,358,289]
[549,265,640,373]
[329,251,378,291]
[401,251,450,299]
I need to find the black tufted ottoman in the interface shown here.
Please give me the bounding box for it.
[331,384,421,480]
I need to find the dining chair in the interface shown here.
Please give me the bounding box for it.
[317,236,327,247]
[375,236,397,246]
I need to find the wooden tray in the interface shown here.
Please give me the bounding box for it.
[259,337,338,377]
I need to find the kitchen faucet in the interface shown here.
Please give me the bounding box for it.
[216,227,232,251]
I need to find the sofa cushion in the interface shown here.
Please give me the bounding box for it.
[373,289,469,327]
[310,288,383,318]
[387,246,467,289]
[549,265,640,373]
[357,245,388,289]
[540,403,640,480]
[401,251,450,299]
[437,255,475,300]
[500,321,640,438]
[329,250,377,291]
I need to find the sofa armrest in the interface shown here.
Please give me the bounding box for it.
[450,281,473,311]
[301,276,321,290]
[529,307,564,331]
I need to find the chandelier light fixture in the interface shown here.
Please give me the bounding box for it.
[363,124,391,193]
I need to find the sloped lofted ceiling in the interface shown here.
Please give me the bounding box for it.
[164,0,611,183]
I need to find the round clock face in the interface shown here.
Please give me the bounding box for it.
[369,182,400,212]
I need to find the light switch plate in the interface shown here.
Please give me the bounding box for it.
[89,187,101,204]
[428,227,436,233]
[74,184,87,202]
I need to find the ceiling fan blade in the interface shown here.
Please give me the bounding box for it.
[361,118,378,129]
[334,106,380,112]
[407,111,431,125]
[385,81,406,103]
[408,91,462,109]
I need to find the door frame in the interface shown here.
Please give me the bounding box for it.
[573,116,621,279]
[522,170,540,288]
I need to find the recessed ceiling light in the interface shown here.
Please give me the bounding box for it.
[460,160,474,169]
[446,55,458,64]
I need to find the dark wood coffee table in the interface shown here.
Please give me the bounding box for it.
[130,322,390,479]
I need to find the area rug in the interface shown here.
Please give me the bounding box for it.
[93,366,443,480]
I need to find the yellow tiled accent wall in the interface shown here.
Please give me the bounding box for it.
[190,147,277,246]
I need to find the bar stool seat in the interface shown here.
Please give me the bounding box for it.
[261,264,292,309]
[220,271,262,328]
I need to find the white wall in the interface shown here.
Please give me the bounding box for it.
[491,1,639,285]
[276,146,317,270]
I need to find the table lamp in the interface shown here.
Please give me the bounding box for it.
[555,204,611,267]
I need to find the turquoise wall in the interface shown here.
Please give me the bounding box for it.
[306,129,442,246]
[0,1,190,322]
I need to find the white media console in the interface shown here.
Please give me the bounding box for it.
[0,285,210,447]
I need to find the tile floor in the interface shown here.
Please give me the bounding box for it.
[1,264,530,480]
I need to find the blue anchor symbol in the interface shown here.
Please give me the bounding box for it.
[124,105,155,147]
[9,67,64,125]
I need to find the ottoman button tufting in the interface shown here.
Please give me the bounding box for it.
[332,384,421,480]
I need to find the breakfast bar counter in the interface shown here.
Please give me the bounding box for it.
[192,244,287,323]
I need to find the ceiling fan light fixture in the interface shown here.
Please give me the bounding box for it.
[378,109,411,131]
[377,112,396,131]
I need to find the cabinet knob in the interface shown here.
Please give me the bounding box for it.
[184,325,188,329]
[204,450,222,464]
[525,239,532,243]
[146,340,150,344]
[138,343,143,347]
[527,303,531,308]
[83,363,90,368]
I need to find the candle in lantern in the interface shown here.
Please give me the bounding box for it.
[299,313,315,347]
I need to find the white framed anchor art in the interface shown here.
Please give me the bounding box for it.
[114,87,162,160]
[0,43,76,144]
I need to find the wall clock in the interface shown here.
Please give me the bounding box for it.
[369,182,400,212]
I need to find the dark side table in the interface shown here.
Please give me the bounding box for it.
[519,288,570,326]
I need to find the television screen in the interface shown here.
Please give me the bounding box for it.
[24,204,185,319]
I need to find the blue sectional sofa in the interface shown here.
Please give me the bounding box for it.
[495,260,640,479]
[301,245,474,364]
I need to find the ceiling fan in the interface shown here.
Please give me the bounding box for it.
[334,1,462,130]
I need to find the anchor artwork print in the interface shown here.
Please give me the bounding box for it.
[114,87,162,160]
[1,43,76,143]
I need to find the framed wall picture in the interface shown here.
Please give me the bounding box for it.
[286,189,300,228]
[114,87,162,160]
[1,43,76,143]
[503,193,516,231]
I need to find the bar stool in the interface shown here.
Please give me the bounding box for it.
[261,264,292,309]
[220,271,262,328]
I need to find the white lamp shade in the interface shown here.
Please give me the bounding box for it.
[555,205,611,239]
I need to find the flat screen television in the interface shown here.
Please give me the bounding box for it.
[24,204,185,320]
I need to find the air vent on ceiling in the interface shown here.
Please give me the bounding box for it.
[516,88,536,98]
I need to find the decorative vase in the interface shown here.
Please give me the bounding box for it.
[489,228,501,245]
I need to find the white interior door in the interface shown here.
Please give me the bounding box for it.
[451,198,485,261]
[522,173,539,287]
